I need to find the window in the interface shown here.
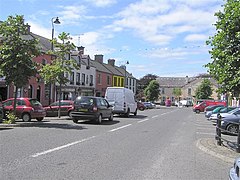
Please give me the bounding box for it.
[76,73,80,85]
[162,88,165,94]
[188,88,191,95]
[70,72,74,85]
[65,72,69,79]
[90,75,93,86]
[98,74,101,84]
[86,75,89,84]
[28,85,33,98]
[113,77,117,86]
[107,76,110,85]
[82,73,85,84]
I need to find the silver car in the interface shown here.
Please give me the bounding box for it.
[229,157,240,180]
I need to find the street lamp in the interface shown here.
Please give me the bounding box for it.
[125,61,129,88]
[49,17,60,105]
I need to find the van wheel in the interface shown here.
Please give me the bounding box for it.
[96,114,102,124]
[22,113,31,122]
[125,109,130,118]
[109,113,113,121]
[134,109,137,116]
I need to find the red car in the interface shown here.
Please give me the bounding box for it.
[137,102,145,111]
[2,98,46,122]
[44,100,73,117]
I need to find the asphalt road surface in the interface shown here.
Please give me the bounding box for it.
[0,107,232,180]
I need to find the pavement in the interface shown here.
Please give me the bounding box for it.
[1,116,240,163]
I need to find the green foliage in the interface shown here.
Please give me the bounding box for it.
[144,80,160,102]
[195,79,213,99]
[3,112,17,124]
[0,15,40,88]
[172,88,182,98]
[39,32,80,85]
[205,0,240,97]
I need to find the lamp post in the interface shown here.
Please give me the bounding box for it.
[124,61,129,88]
[49,17,60,105]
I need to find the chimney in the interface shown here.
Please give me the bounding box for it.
[77,46,85,55]
[108,59,115,66]
[94,54,103,64]
[185,76,189,83]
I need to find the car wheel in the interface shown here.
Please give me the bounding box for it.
[36,117,43,121]
[227,124,239,134]
[125,109,130,117]
[72,118,78,123]
[22,113,31,122]
[68,110,72,117]
[195,110,200,114]
[109,113,113,121]
[96,114,102,124]
[134,109,137,116]
[139,107,144,111]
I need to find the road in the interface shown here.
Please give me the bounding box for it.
[0,107,232,180]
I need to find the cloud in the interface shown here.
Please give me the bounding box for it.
[84,0,117,7]
[184,34,208,42]
[57,5,87,24]
[107,0,220,46]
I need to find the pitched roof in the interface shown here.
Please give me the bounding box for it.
[102,63,123,76]
[91,60,112,74]
[156,77,195,87]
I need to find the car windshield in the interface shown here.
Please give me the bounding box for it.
[228,107,240,114]
[212,107,222,113]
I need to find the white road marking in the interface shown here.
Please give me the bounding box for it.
[152,115,158,118]
[138,118,149,123]
[196,132,216,135]
[109,124,132,132]
[31,136,96,158]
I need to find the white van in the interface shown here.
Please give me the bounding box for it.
[105,87,137,117]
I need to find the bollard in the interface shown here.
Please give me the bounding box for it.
[236,123,240,153]
[216,113,222,146]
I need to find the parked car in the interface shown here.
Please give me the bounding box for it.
[229,157,240,180]
[193,100,226,113]
[2,98,46,122]
[137,102,145,111]
[143,102,156,109]
[71,96,113,124]
[44,100,73,117]
[209,107,240,120]
[204,105,225,114]
[205,106,236,119]
[205,106,226,119]
[221,116,240,134]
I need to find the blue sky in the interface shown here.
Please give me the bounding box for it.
[0,0,223,79]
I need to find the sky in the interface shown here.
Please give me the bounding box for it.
[0,0,224,79]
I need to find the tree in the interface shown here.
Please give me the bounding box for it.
[195,79,213,99]
[136,74,158,101]
[0,15,40,115]
[205,0,240,97]
[172,88,182,101]
[39,32,79,117]
[144,80,160,102]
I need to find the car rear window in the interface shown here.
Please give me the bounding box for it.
[29,99,42,106]
[74,97,95,106]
